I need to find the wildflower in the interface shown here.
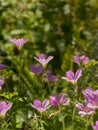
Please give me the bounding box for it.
[76,102,94,117]
[92,120,98,130]
[0,64,5,70]
[10,38,28,50]
[47,70,58,82]
[0,78,5,90]
[30,64,43,75]
[82,88,98,109]
[50,93,70,107]
[0,101,13,117]
[32,99,50,112]
[62,69,82,84]
[34,53,53,67]
[74,55,89,66]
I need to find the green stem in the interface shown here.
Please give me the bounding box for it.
[59,106,65,130]
[72,105,76,122]
[62,117,65,130]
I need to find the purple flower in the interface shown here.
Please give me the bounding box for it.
[34,53,54,67]
[62,69,82,84]
[0,64,5,70]
[76,102,94,117]
[0,78,5,90]
[74,55,89,65]
[50,93,70,107]
[32,99,50,112]
[30,64,43,75]
[0,101,13,117]
[82,88,98,109]
[10,38,28,49]
[92,121,98,130]
[47,70,58,82]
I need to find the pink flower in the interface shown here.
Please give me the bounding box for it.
[0,101,13,117]
[0,78,5,90]
[34,53,53,67]
[10,38,28,49]
[30,64,43,75]
[32,99,50,112]
[50,93,70,107]
[47,70,58,82]
[0,64,5,70]
[92,121,98,130]
[74,55,89,65]
[76,102,94,117]
[62,69,82,84]
[82,88,98,110]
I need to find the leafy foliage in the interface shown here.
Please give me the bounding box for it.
[0,0,98,130]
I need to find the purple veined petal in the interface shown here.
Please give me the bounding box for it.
[32,99,49,112]
[94,121,98,127]
[61,77,75,84]
[36,107,45,112]
[59,93,70,105]
[30,64,43,75]
[46,56,54,64]
[76,102,85,111]
[82,88,95,103]
[50,95,59,107]
[87,103,98,110]
[92,124,97,130]
[75,69,82,81]
[10,38,28,49]
[33,57,39,62]
[47,70,58,82]
[42,99,49,108]
[4,102,13,112]
[93,90,98,97]
[34,56,46,65]
[49,75,58,82]
[0,64,6,70]
[0,101,6,111]
[92,121,98,130]
[78,110,94,117]
[34,54,46,62]
[80,55,89,65]
[34,54,53,66]
[33,99,41,107]
[39,54,46,59]
[82,88,93,95]
[66,70,74,80]
[0,101,12,116]
[37,64,44,73]
[0,78,5,87]
[83,57,89,64]
[82,88,94,99]
[78,111,87,117]
[73,55,80,64]
[80,55,85,61]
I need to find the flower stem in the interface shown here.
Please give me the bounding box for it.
[62,117,65,130]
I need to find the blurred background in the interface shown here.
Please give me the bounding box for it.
[0,1,98,129]
[0,0,98,95]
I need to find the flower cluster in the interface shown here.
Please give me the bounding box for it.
[76,88,98,117]
[32,93,70,112]
[73,55,89,66]
[2,39,97,129]
[0,63,12,117]
[30,53,58,83]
